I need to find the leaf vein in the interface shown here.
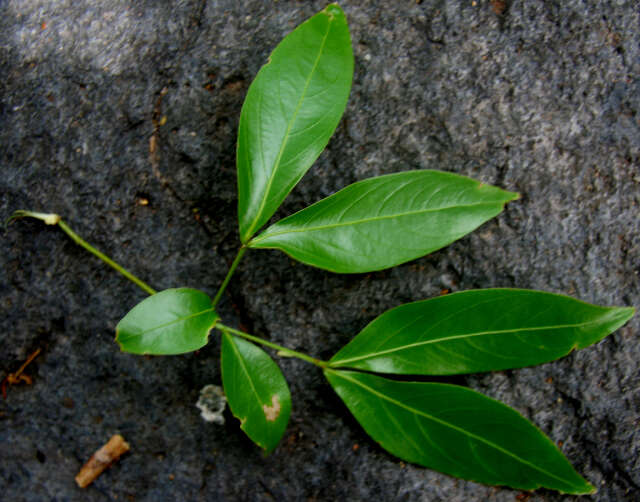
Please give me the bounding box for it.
[330,318,604,366]
[251,202,504,243]
[118,307,215,341]
[243,17,333,240]
[332,371,574,488]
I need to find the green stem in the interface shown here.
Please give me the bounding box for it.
[211,246,247,309]
[216,323,327,368]
[11,211,329,367]
[57,220,158,296]
[9,211,157,296]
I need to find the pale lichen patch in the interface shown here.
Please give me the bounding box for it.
[196,384,227,425]
[263,395,281,422]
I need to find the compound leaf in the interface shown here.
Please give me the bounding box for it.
[325,369,595,494]
[116,288,218,355]
[329,289,634,374]
[237,3,353,243]
[221,332,291,453]
[248,170,518,273]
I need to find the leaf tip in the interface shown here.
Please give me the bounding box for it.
[324,3,344,20]
[619,305,635,320]
[474,182,520,206]
[603,304,635,332]
[497,188,520,205]
[568,479,597,496]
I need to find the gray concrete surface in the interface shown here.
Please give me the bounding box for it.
[1,1,638,500]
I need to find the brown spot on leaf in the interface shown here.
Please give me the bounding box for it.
[263,395,281,422]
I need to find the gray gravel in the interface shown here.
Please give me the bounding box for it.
[1,1,638,500]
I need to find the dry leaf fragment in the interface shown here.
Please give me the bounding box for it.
[75,434,130,488]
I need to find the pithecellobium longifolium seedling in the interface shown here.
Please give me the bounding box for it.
[9,4,635,495]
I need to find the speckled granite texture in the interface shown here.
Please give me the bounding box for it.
[1,1,638,500]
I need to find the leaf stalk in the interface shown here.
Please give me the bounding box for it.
[9,210,157,296]
[216,323,327,368]
[211,246,247,309]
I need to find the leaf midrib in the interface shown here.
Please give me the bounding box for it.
[118,307,215,341]
[329,318,604,366]
[242,14,333,242]
[250,201,504,244]
[224,333,269,448]
[329,370,579,490]
[226,334,263,406]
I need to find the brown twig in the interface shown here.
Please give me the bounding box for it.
[1,348,41,399]
[75,434,130,488]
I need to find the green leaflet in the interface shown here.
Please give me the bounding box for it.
[7,2,636,496]
[329,289,634,374]
[325,369,595,494]
[221,332,292,453]
[237,3,353,243]
[249,171,518,273]
[115,288,218,355]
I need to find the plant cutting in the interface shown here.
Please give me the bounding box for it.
[8,3,634,495]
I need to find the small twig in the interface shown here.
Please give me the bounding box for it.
[75,434,130,488]
[1,348,41,399]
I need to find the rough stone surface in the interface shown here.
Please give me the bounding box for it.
[1,1,638,500]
